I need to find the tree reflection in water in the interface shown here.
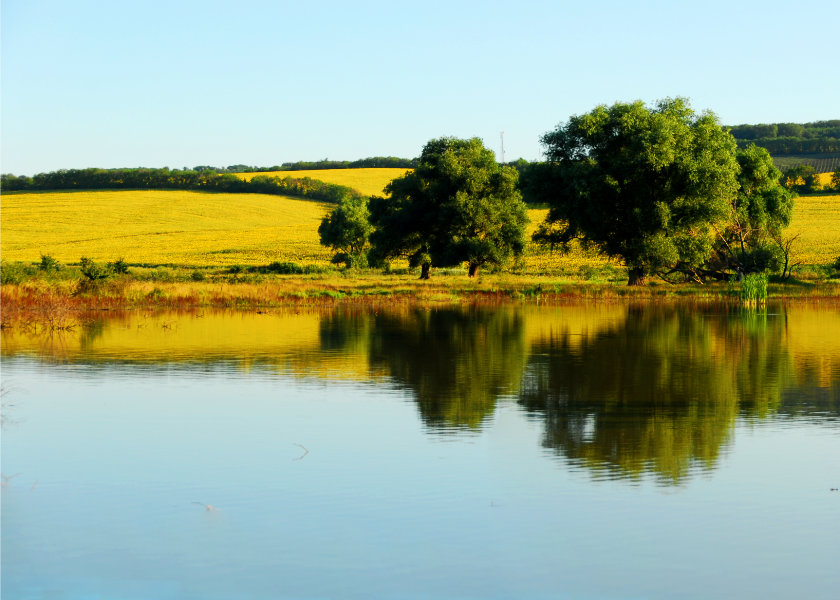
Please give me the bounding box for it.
[3,304,835,485]
[518,306,796,483]
[320,307,527,430]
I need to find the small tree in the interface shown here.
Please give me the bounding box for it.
[369,137,528,278]
[318,194,372,268]
[831,164,840,192]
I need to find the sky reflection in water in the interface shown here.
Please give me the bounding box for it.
[2,304,839,599]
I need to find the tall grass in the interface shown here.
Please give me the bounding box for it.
[740,273,768,305]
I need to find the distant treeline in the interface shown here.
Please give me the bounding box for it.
[728,120,840,155]
[0,168,362,203]
[771,154,840,173]
[194,156,417,173]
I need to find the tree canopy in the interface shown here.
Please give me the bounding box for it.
[704,144,795,278]
[531,98,740,284]
[317,193,372,268]
[369,137,528,278]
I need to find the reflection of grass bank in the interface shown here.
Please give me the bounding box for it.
[2,268,839,325]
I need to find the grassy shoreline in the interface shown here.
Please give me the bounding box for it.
[3,269,839,327]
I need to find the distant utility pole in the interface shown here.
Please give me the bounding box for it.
[499,131,505,164]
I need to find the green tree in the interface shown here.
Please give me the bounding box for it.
[831,164,840,191]
[706,144,796,278]
[369,137,528,278]
[782,164,820,194]
[317,194,372,267]
[531,98,740,285]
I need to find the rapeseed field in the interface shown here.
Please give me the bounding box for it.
[1,190,333,266]
[0,190,612,273]
[787,194,840,265]
[2,188,837,272]
[235,168,410,197]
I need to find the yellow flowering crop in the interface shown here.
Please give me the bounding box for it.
[235,168,410,197]
[1,190,333,266]
[787,194,840,265]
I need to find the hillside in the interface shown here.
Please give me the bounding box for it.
[234,168,410,197]
[1,190,837,270]
[0,190,333,266]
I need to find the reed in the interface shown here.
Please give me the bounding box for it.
[740,273,768,305]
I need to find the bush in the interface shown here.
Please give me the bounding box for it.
[38,254,62,272]
[79,257,110,281]
[148,267,176,282]
[108,258,130,274]
[190,270,206,281]
[330,252,369,269]
[249,261,330,275]
[1,261,32,285]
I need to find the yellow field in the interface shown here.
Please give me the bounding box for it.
[0,190,609,271]
[2,188,838,271]
[0,190,333,266]
[817,172,835,188]
[787,194,840,265]
[235,168,410,197]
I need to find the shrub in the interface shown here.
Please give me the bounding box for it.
[79,257,110,281]
[108,258,130,274]
[149,267,176,282]
[190,270,206,281]
[330,252,369,269]
[1,261,32,285]
[38,254,62,272]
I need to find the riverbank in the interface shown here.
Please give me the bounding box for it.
[3,271,839,328]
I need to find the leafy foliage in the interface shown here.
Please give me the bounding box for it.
[782,164,822,194]
[727,120,840,154]
[704,145,796,278]
[79,257,111,281]
[369,137,528,278]
[38,254,62,272]
[108,258,130,274]
[0,168,361,205]
[318,194,373,267]
[532,98,739,284]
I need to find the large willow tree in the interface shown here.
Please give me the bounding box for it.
[532,98,740,285]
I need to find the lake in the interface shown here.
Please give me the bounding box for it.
[2,303,839,599]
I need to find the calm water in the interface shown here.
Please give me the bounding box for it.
[2,304,839,599]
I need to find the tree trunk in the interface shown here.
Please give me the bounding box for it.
[468,262,479,277]
[627,267,646,286]
[419,263,431,280]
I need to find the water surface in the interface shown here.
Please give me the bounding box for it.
[2,304,839,599]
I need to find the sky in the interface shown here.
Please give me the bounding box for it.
[2,0,839,175]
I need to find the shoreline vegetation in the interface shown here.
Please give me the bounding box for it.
[2,266,839,331]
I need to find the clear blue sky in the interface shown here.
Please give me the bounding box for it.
[2,0,838,175]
